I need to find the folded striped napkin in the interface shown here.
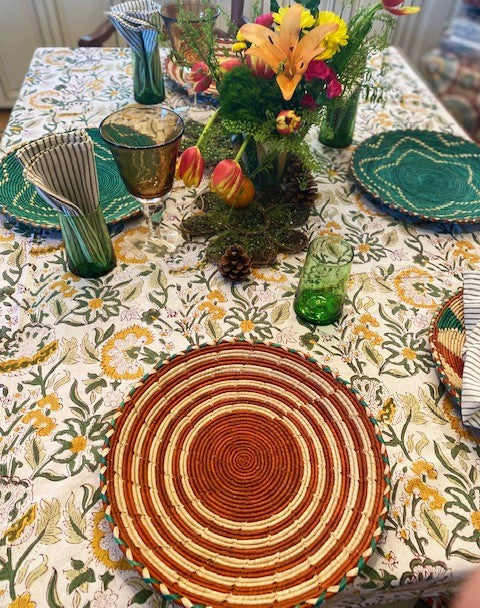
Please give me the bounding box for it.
[461,271,480,429]
[107,1,161,55]
[16,130,99,216]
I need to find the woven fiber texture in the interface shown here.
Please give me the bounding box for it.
[430,290,465,406]
[100,341,390,608]
[0,128,140,229]
[351,130,480,223]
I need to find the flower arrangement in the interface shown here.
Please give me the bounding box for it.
[176,0,419,203]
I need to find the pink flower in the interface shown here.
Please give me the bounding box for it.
[175,146,205,187]
[255,12,274,27]
[304,60,333,82]
[326,78,343,99]
[301,94,318,110]
[218,57,243,73]
[382,0,420,15]
[190,62,212,93]
[210,159,244,200]
[245,55,275,79]
[276,110,301,135]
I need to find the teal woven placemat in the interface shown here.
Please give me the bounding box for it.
[0,128,141,229]
[351,130,480,223]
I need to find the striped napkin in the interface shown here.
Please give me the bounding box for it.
[16,130,99,216]
[107,1,161,55]
[461,271,480,429]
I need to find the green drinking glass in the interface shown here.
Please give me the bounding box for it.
[294,236,354,326]
[132,45,165,105]
[58,206,116,278]
[319,87,361,149]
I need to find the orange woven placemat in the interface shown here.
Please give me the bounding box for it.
[100,341,390,608]
[430,290,465,407]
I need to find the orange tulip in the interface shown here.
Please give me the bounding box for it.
[238,3,338,100]
[210,159,244,201]
[382,0,420,14]
[224,176,255,207]
[176,146,205,187]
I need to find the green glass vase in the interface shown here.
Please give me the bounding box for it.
[240,137,287,190]
[319,87,361,149]
[132,46,165,105]
[58,206,116,278]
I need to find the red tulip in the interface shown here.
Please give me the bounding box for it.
[245,54,275,79]
[326,78,343,99]
[301,94,318,110]
[304,60,333,82]
[175,146,205,187]
[210,159,244,200]
[218,57,243,74]
[381,0,420,15]
[276,110,301,135]
[255,12,274,27]
[190,62,212,93]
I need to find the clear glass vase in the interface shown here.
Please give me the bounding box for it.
[58,206,116,278]
[132,46,165,105]
[319,87,361,149]
[241,137,287,190]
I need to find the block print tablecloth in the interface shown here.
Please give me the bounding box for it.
[0,46,479,608]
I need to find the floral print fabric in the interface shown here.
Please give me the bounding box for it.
[0,46,478,608]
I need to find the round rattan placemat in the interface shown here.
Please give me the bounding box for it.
[0,128,141,229]
[351,130,480,223]
[100,340,390,608]
[430,290,465,407]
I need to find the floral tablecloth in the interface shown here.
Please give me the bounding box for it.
[0,46,479,608]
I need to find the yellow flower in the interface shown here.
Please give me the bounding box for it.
[232,31,247,52]
[241,320,255,333]
[101,325,153,380]
[412,459,437,480]
[319,221,342,237]
[394,267,436,309]
[252,268,287,283]
[379,397,396,424]
[22,410,56,436]
[405,477,446,510]
[4,505,37,543]
[91,510,130,570]
[198,300,226,320]
[273,5,315,29]
[7,593,36,608]
[71,436,87,453]
[315,11,348,60]
[50,279,76,297]
[88,298,103,310]
[359,313,379,327]
[453,240,480,264]
[38,394,62,411]
[207,290,227,302]
[402,347,417,361]
[114,227,149,264]
[443,399,480,444]
[358,243,370,253]
[471,511,480,531]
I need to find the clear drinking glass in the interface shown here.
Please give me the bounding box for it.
[294,236,354,326]
[99,105,184,243]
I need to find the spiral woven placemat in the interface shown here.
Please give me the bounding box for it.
[100,340,390,608]
[351,130,480,223]
[430,290,465,406]
[0,128,141,229]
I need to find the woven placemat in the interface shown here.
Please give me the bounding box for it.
[0,128,141,229]
[430,290,465,407]
[351,130,480,223]
[165,39,232,97]
[100,340,390,608]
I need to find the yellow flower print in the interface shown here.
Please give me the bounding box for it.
[101,325,153,380]
[378,397,396,424]
[393,268,436,309]
[7,593,36,608]
[471,511,480,531]
[453,240,480,264]
[411,459,437,480]
[318,221,342,237]
[443,399,480,444]
[208,290,227,302]
[374,112,394,128]
[198,301,226,320]
[352,314,382,346]
[22,411,56,437]
[50,279,76,298]
[89,78,105,91]
[359,313,379,327]
[38,394,62,411]
[28,90,62,109]
[91,510,130,570]
[114,227,149,263]
[241,320,255,333]
[3,505,37,543]
[88,298,103,310]
[405,477,446,510]
[402,347,417,361]
[357,243,371,254]
[70,436,88,453]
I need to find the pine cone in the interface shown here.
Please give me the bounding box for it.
[282,159,317,206]
[219,244,251,281]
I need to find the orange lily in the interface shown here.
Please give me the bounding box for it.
[238,3,338,101]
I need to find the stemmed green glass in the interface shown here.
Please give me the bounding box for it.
[294,236,354,326]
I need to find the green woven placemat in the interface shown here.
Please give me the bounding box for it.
[351,130,480,223]
[0,128,141,229]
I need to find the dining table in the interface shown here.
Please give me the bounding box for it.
[0,44,479,608]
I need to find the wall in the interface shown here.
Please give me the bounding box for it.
[0,0,463,108]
